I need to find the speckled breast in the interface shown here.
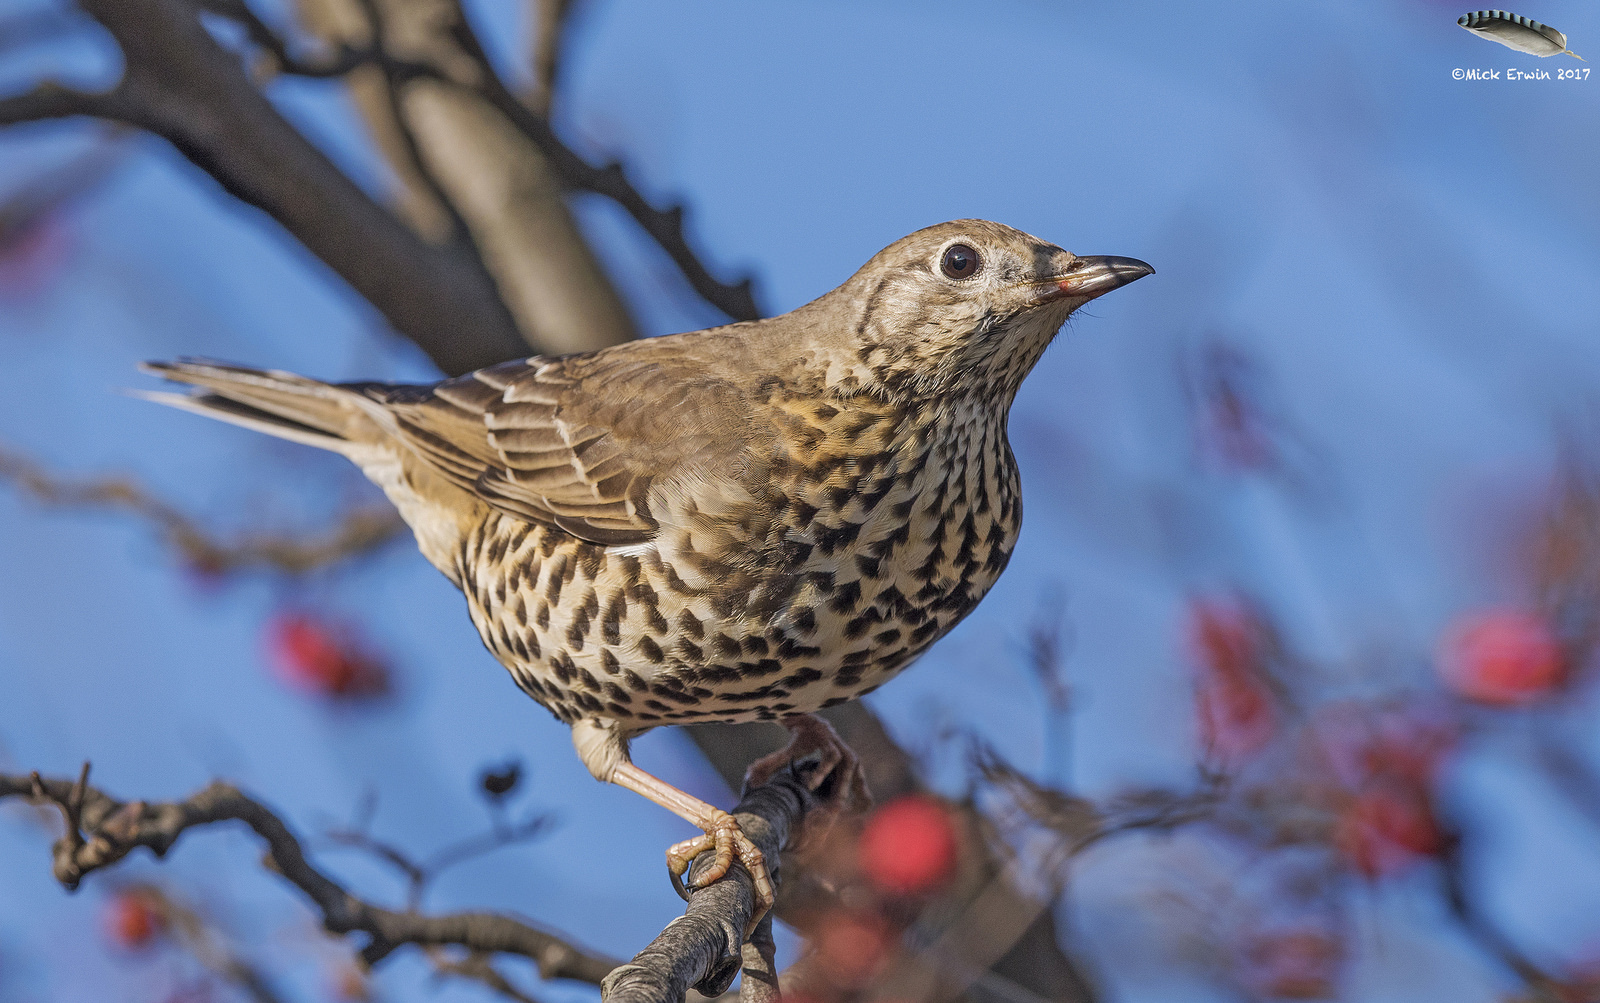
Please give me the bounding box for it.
[454,397,1022,732]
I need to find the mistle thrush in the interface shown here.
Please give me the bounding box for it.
[140,220,1152,910]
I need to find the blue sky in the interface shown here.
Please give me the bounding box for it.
[2,2,1598,1000]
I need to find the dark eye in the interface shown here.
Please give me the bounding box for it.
[940,243,980,280]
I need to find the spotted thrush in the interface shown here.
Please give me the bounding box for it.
[141,220,1153,910]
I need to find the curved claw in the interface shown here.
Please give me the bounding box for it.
[663,810,775,924]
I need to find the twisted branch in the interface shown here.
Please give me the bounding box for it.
[0,768,618,982]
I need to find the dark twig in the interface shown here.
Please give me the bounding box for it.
[194,0,373,78]
[432,3,761,323]
[0,444,406,577]
[325,810,553,911]
[602,773,812,1003]
[1439,841,1563,1002]
[0,770,619,983]
[527,0,574,117]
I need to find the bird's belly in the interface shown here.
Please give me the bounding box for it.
[456,436,1020,729]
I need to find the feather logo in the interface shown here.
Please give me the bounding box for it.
[1458,10,1585,59]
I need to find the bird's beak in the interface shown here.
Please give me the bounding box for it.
[1033,254,1155,305]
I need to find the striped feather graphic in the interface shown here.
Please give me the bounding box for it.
[1458,10,1584,59]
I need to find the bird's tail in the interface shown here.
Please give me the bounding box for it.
[136,359,379,453]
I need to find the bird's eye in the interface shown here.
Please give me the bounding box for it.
[940,244,980,280]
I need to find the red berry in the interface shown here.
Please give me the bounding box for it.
[105,887,166,950]
[1186,598,1279,765]
[1238,927,1345,999]
[266,611,390,700]
[1336,783,1443,879]
[813,911,893,986]
[1437,609,1565,707]
[857,795,959,896]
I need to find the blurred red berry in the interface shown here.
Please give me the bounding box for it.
[857,795,959,896]
[1186,597,1279,765]
[1336,782,1443,879]
[0,215,72,302]
[812,910,893,986]
[266,611,390,700]
[1238,926,1345,999]
[1437,609,1565,707]
[105,887,167,950]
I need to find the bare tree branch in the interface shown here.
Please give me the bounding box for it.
[195,0,374,78]
[0,768,620,984]
[1,0,533,375]
[602,773,811,1003]
[0,444,405,577]
[526,0,574,117]
[435,5,762,323]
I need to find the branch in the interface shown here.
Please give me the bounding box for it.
[526,0,573,117]
[2,0,533,375]
[0,769,619,984]
[437,5,762,323]
[195,0,373,78]
[602,773,812,1003]
[0,444,405,577]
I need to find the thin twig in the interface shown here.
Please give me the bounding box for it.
[428,2,761,323]
[0,445,406,577]
[194,0,374,77]
[527,0,574,117]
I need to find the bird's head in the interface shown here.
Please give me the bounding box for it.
[837,219,1152,401]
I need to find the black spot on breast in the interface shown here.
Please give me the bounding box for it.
[678,639,704,662]
[535,601,550,631]
[567,615,588,650]
[544,555,568,606]
[550,653,575,684]
[712,634,741,659]
[855,554,882,579]
[604,682,630,702]
[910,620,941,644]
[829,580,862,614]
[638,637,664,663]
[623,670,648,691]
[842,649,872,665]
[775,637,821,660]
[579,548,602,580]
[814,521,862,554]
[600,648,620,674]
[781,667,823,688]
[678,609,704,639]
[645,699,670,712]
[646,608,669,635]
[874,628,902,645]
[793,607,816,633]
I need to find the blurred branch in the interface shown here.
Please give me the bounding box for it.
[325,807,553,911]
[0,0,532,375]
[0,767,620,984]
[1439,842,1565,1003]
[526,0,573,117]
[133,882,290,1003]
[0,444,405,576]
[602,773,811,1003]
[195,0,374,77]
[435,3,762,323]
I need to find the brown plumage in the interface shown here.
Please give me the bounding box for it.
[140,219,1152,912]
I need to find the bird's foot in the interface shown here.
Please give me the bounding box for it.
[745,713,871,850]
[666,808,775,913]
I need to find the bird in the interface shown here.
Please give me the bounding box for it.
[139,220,1152,912]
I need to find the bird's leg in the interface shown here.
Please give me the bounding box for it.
[744,713,872,846]
[610,761,776,914]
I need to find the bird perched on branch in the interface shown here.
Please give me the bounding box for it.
[140,220,1152,913]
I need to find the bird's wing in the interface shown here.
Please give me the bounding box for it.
[370,348,764,547]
